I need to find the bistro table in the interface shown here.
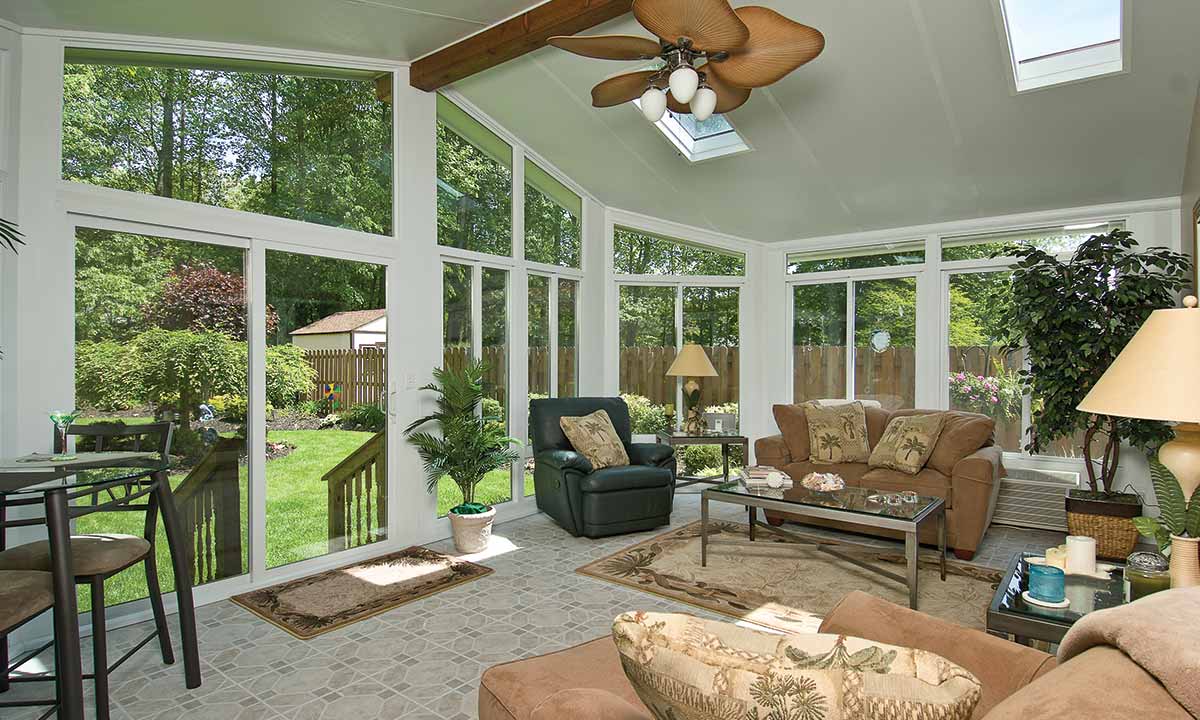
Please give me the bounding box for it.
[0,452,201,720]
[656,430,750,489]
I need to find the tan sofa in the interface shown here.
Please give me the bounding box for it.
[478,592,1190,720]
[755,405,1003,560]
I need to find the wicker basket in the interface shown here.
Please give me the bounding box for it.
[1066,512,1140,560]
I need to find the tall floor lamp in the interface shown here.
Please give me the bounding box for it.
[666,344,718,435]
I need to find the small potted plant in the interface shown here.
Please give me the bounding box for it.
[1133,459,1200,587]
[1000,229,1189,558]
[405,360,520,553]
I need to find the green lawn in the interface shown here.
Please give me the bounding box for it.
[436,470,534,516]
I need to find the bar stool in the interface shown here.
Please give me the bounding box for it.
[0,570,56,719]
[0,422,176,720]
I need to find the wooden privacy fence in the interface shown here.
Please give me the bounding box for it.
[325,430,387,553]
[303,348,387,408]
[619,346,740,408]
[174,437,243,584]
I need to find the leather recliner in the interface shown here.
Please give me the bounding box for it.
[530,397,676,538]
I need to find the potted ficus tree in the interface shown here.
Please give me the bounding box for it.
[1000,228,1189,558]
[405,360,520,553]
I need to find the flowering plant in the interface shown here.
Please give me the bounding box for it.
[948,370,1021,421]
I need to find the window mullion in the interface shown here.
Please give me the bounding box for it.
[844,281,855,400]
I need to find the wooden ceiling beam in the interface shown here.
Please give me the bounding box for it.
[410,0,633,92]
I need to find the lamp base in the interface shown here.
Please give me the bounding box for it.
[1160,423,1200,499]
[683,408,705,435]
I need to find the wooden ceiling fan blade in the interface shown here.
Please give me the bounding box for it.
[666,73,750,114]
[547,35,663,61]
[632,0,749,52]
[591,70,659,108]
[708,6,825,88]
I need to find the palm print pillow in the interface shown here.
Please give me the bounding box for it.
[803,402,870,465]
[612,611,980,720]
[559,409,630,469]
[869,414,946,475]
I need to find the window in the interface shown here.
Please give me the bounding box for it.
[998,0,1125,91]
[792,283,848,402]
[788,241,925,274]
[633,101,750,162]
[683,287,740,415]
[525,274,578,496]
[941,221,1124,261]
[558,279,579,398]
[62,49,393,235]
[525,159,581,268]
[619,285,678,414]
[437,95,513,256]
[614,226,745,276]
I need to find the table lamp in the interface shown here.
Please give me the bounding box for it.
[666,344,718,435]
[1077,296,1200,498]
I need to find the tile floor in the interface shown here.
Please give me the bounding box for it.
[5,493,1065,720]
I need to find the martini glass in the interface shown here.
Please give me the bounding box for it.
[49,410,81,461]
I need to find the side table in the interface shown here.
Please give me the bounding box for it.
[656,431,749,489]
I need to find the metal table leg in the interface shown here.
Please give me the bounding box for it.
[905,530,919,610]
[938,508,947,581]
[45,489,84,720]
[701,495,709,567]
[721,443,730,481]
[748,505,756,542]
[152,472,202,689]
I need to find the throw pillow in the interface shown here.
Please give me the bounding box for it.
[772,404,811,461]
[613,611,981,720]
[869,414,947,475]
[804,401,870,464]
[559,410,630,469]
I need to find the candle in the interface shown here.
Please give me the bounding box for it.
[1028,563,1066,603]
[1066,536,1097,575]
[1045,546,1068,570]
[1125,551,1171,601]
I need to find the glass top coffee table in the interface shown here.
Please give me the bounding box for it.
[701,481,946,610]
[986,552,1126,645]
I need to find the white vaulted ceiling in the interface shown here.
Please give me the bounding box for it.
[3,0,1200,242]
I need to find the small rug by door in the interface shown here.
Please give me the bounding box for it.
[578,521,1000,634]
[232,546,492,639]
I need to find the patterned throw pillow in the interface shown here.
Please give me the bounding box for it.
[803,401,870,464]
[559,410,630,469]
[869,414,947,475]
[613,611,981,720]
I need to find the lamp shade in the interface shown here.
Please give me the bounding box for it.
[665,344,718,378]
[1076,300,1200,423]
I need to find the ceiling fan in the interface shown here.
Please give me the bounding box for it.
[548,0,824,123]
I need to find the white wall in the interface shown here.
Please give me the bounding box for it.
[292,333,352,351]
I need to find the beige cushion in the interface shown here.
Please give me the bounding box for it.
[0,570,53,631]
[559,410,630,470]
[804,401,870,464]
[890,410,994,476]
[0,534,151,578]
[613,611,981,720]
[772,404,811,462]
[869,414,947,475]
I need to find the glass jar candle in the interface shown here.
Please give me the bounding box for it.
[1028,563,1066,603]
[1125,551,1171,601]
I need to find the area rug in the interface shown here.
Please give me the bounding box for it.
[232,546,491,639]
[578,521,1000,634]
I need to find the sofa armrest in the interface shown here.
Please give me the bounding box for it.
[819,591,1056,718]
[754,434,791,468]
[537,449,594,475]
[628,442,674,467]
[951,445,1003,553]
[530,689,649,720]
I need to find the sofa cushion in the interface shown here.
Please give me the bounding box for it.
[560,410,630,470]
[613,611,981,720]
[862,467,953,508]
[890,410,994,477]
[864,406,892,449]
[869,414,947,474]
[772,404,811,462]
[579,465,674,493]
[782,461,873,489]
[804,402,871,464]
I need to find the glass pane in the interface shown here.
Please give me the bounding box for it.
[524,159,581,268]
[1002,0,1120,62]
[682,287,741,476]
[557,279,579,398]
[787,242,925,274]
[941,221,1123,261]
[265,250,387,569]
[792,283,848,403]
[481,268,512,507]
[948,272,1024,451]
[613,226,744,276]
[63,50,393,235]
[619,285,677,433]
[73,227,247,609]
[528,275,551,400]
[854,278,916,411]
[436,95,513,257]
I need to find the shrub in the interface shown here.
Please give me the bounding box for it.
[622,394,672,435]
[265,344,316,408]
[209,394,248,423]
[948,370,1021,421]
[343,403,386,432]
[136,328,244,419]
[148,263,278,341]
[679,444,745,475]
[75,340,143,410]
[294,399,325,417]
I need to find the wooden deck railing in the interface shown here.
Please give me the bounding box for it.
[324,431,387,553]
[174,437,243,584]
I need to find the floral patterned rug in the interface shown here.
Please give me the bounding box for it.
[232,546,491,639]
[578,521,1001,634]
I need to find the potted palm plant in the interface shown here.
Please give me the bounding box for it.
[1133,460,1200,587]
[405,360,520,553]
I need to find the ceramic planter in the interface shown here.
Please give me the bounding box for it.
[449,505,496,554]
[1170,535,1200,588]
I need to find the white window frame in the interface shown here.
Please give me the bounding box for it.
[993,0,1132,94]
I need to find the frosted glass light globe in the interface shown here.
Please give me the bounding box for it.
[668,66,699,104]
[691,86,717,122]
[640,87,667,122]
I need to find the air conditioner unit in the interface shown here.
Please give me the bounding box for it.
[990,467,1079,532]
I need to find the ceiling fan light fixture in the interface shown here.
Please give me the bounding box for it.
[640,87,668,122]
[668,65,699,103]
[690,85,717,121]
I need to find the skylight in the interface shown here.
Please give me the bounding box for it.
[998,0,1126,92]
[631,101,750,163]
